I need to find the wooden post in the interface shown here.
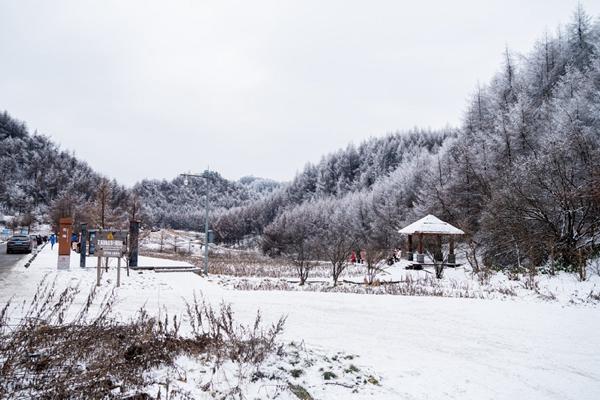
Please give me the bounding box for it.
[96,256,101,286]
[407,234,413,261]
[435,234,443,262]
[117,257,121,287]
[448,237,455,264]
[417,233,424,263]
[549,245,555,276]
[128,220,140,268]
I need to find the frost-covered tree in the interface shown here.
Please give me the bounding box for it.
[312,198,358,286]
[262,202,320,285]
[0,111,132,227]
[415,6,600,271]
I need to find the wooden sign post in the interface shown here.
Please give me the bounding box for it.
[93,230,128,287]
[97,255,102,286]
[117,257,121,287]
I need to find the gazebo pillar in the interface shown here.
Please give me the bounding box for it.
[448,237,455,264]
[407,234,414,261]
[435,234,443,262]
[417,233,424,263]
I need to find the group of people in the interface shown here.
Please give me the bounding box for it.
[350,248,402,265]
[46,232,80,251]
[46,232,85,252]
[350,250,363,264]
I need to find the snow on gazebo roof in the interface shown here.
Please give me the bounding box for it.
[398,214,465,235]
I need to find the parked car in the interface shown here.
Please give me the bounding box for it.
[6,235,33,254]
[33,235,43,246]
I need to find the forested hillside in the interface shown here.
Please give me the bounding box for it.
[219,6,600,273]
[420,6,600,269]
[0,111,281,230]
[211,128,454,243]
[134,174,281,229]
[0,112,128,222]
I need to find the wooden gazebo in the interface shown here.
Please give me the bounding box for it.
[398,215,464,265]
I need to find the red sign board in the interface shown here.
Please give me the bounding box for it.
[58,217,73,256]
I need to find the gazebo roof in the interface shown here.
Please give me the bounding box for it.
[398,214,465,235]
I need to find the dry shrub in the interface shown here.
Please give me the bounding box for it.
[588,290,600,302]
[474,265,492,285]
[228,275,519,300]
[185,293,286,366]
[145,249,366,280]
[0,280,286,399]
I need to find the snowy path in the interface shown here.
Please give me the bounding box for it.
[1,246,599,399]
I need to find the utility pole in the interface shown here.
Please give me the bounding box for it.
[181,168,210,276]
[204,169,210,276]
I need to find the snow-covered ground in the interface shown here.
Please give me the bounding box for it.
[1,245,600,399]
[140,228,206,255]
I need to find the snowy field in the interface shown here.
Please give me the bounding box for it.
[219,260,600,305]
[1,245,600,399]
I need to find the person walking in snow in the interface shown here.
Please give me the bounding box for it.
[49,233,56,249]
[71,232,78,251]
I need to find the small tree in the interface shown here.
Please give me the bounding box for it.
[263,204,319,285]
[314,198,357,286]
[363,248,390,285]
[426,249,447,279]
[129,193,142,222]
[172,234,179,254]
[352,192,392,285]
[159,230,166,253]
[19,211,36,232]
[96,179,112,229]
[50,193,77,230]
[421,235,448,279]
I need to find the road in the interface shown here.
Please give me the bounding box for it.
[0,242,29,274]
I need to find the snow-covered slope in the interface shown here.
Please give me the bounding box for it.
[1,246,599,399]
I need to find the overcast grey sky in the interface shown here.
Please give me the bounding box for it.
[1,0,599,186]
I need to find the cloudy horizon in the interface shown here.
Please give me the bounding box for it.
[2,0,599,186]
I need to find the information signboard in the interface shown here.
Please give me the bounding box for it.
[58,218,73,257]
[96,239,124,258]
[93,231,127,258]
